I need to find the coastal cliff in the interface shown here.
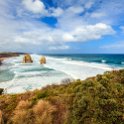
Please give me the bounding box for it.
[0,69,124,124]
[0,52,20,65]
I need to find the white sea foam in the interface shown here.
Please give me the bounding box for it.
[0,55,72,93]
[121,62,124,65]
[0,54,120,94]
[101,59,106,63]
[44,56,112,79]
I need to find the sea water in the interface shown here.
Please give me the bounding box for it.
[0,54,124,93]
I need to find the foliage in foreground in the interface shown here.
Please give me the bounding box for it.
[0,69,124,124]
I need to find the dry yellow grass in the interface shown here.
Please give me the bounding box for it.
[33,100,56,124]
[10,100,56,124]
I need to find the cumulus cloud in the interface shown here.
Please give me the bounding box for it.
[0,0,119,53]
[62,23,115,42]
[49,45,70,50]
[88,0,124,25]
[13,23,115,44]
[50,7,64,17]
[22,0,45,14]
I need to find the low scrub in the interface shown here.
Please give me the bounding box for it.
[0,69,124,124]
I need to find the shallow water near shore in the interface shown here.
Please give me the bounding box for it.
[0,54,124,93]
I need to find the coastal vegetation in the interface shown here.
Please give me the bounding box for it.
[0,69,124,124]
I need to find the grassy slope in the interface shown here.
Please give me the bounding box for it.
[0,70,124,124]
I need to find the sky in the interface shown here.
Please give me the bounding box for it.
[0,0,124,54]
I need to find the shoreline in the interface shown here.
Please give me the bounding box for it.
[0,52,24,65]
[0,53,123,94]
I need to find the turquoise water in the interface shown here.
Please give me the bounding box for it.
[0,54,124,93]
[45,54,124,68]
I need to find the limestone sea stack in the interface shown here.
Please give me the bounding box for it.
[23,54,33,63]
[40,56,46,64]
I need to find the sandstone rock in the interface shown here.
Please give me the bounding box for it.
[0,88,4,95]
[23,54,33,63]
[40,56,46,64]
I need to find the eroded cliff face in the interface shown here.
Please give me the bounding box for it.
[0,53,20,66]
[23,54,33,63]
[0,53,19,58]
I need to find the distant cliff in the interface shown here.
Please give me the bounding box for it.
[0,52,23,65]
[0,69,124,124]
[0,52,22,58]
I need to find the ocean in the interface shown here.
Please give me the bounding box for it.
[0,54,124,93]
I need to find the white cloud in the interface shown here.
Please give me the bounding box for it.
[49,45,70,50]
[67,6,84,14]
[0,0,117,53]
[63,33,75,42]
[50,7,64,17]
[62,23,115,42]
[22,0,45,14]
[91,12,106,18]
[88,0,124,25]
[84,1,94,9]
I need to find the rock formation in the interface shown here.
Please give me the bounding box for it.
[23,54,33,63]
[40,56,46,64]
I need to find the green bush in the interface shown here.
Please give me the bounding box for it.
[0,69,124,124]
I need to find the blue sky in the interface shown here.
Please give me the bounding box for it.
[0,0,124,53]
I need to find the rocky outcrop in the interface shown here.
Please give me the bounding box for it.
[40,56,46,64]
[23,54,33,63]
[0,88,4,95]
[0,53,19,58]
[0,52,20,66]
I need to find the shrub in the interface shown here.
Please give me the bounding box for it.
[0,70,124,124]
[33,100,56,124]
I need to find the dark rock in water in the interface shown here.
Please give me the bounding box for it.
[23,54,33,63]
[0,88,4,95]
